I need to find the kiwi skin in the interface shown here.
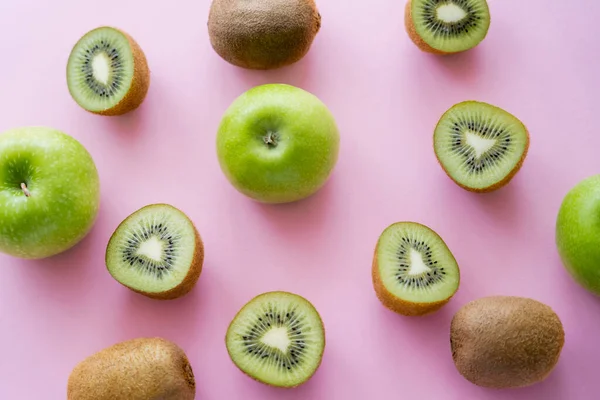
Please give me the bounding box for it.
[371,222,460,316]
[68,27,150,116]
[225,291,327,388]
[434,101,530,193]
[450,296,565,388]
[105,204,204,300]
[404,1,449,55]
[67,337,195,400]
[207,0,322,70]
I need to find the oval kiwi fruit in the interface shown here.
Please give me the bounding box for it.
[372,222,460,316]
[225,291,326,388]
[207,0,322,70]
[67,337,195,400]
[405,0,491,54]
[450,296,565,388]
[434,101,530,192]
[66,26,150,116]
[105,204,204,300]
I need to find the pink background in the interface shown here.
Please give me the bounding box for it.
[1,0,599,399]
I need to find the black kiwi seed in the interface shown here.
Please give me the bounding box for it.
[395,235,446,287]
[120,222,181,279]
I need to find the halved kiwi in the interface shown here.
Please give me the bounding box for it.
[105,204,203,300]
[434,101,530,192]
[66,26,150,116]
[225,291,326,388]
[372,222,460,316]
[405,0,490,54]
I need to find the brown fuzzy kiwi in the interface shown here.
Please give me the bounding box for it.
[207,0,322,70]
[372,222,460,317]
[105,204,204,300]
[450,296,565,388]
[67,337,195,400]
[404,0,449,55]
[433,101,530,193]
[67,26,150,116]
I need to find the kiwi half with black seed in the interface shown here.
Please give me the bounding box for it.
[434,101,530,192]
[405,0,490,54]
[372,222,460,316]
[226,291,326,388]
[105,204,203,300]
[67,26,150,116]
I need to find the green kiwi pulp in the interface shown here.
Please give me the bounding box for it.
[226,291,325,388]
[411,0,490,53]
[66,27,148,115]
[105,204,203,299]
[434,101,529,192]
[374,222,460,315]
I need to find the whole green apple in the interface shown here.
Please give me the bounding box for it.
[216,84,340,203]
[0,126,100,259]
[556,174,600,295]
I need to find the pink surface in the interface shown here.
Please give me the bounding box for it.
[1,0,599,399]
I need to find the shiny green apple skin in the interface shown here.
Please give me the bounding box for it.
[0,127,100,259]
[216,84,340,204]
[556,174,600,295]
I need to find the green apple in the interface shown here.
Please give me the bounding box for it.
[216,84,340,203]
[0,127,100,259]
[556,174,600,295]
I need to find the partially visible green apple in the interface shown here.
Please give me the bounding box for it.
[216,84,340,203]
[0,127,100,259]
[556,174,600,295]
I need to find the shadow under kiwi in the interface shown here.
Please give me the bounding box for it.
[215,48,318,93]
[113,257,215,347]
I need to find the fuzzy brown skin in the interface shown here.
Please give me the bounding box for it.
[106,204,204,300]
[67,337,195,400]
[434,101,531,193]
[225,291,326,388]
[450,296,565,389]
[404,0,449,55]
[372,237,458,317]
[96,29,150,116]
[208,0,321,70]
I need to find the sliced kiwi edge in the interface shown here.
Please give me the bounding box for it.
[67,26,150,116]
[225,291,326,388]
[433,100,530,193]
[372,221,460,316]
[105,203,204,300]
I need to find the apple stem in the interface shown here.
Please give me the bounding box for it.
[21,183,31,197]
[263,132,279,147]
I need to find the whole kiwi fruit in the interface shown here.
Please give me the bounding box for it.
[450,296,565,389]
[67,337,195,399]
[207,0,322,70]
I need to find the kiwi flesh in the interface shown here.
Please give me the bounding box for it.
[434,101,530,192]
[66,26,150,116]
[372,222,460,316]
[105,204,204,300]
[67,337,195,400]
[207,0,321,70]
[450,296,565,388]
[225,291,326,388]
[405,0,490,54]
